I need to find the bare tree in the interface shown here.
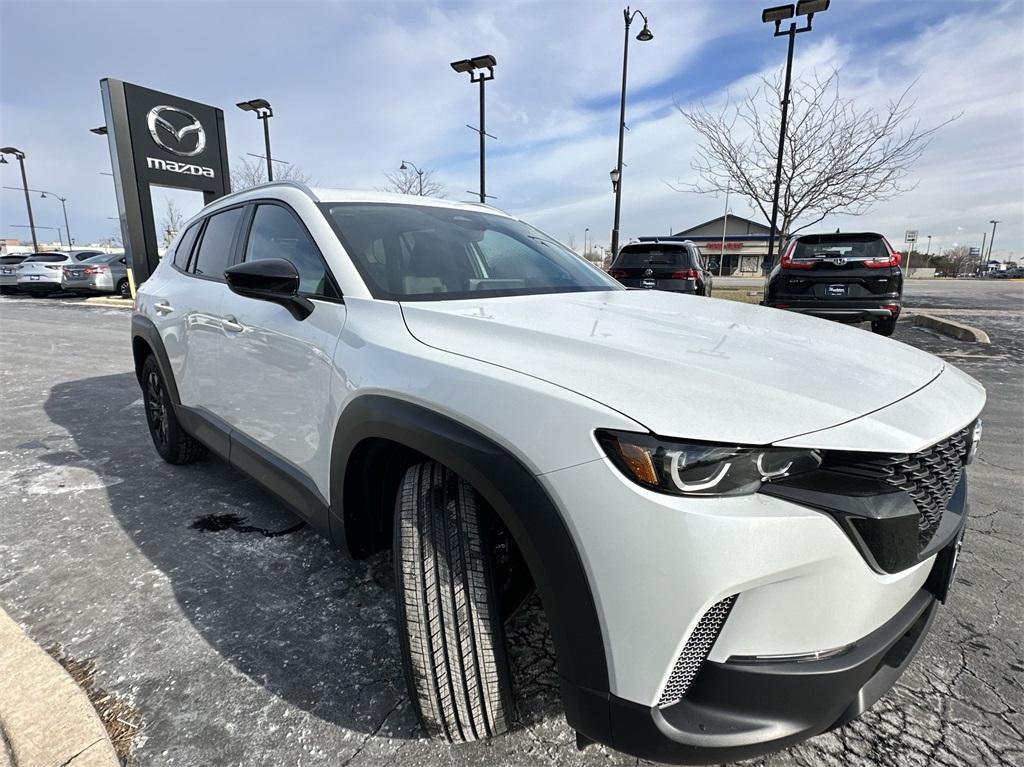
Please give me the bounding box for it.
[379,167,447,197]
[159,199,184,247]
[936,245,976,277]
[677,69,959,239]
[230,155,312,191]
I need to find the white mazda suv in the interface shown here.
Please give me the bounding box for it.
[131,182,984,764]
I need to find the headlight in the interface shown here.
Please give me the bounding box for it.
[596,430,821,497]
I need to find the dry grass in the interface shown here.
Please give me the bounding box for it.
[711,288,764,305]
[45,644,142,765]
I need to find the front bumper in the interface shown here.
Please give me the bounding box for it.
[566,586,939,764]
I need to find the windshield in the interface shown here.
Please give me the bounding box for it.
[614,246,692,267]
[319,203,621,301]
[83,254,117,264]
[23,254,69,263]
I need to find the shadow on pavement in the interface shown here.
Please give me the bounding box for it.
[42,372,562,741]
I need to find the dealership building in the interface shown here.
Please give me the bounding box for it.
[639,215,771,275]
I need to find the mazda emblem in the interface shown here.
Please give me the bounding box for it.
[147,105,206,157]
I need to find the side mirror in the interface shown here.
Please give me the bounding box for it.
[224,258,314,321]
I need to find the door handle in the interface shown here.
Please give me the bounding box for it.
[154,301,173,315]
[221,315,245,333]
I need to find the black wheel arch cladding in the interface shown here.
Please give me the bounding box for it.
[329,394,610,695]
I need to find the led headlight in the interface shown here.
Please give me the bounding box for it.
[597,430,821,497]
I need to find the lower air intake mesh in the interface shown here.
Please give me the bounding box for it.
[657,595,737,708]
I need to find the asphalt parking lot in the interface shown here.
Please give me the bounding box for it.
[0,281,1021,767]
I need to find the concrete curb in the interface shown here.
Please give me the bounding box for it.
[0,610,119,767]
[910,312,991,343]
[82,297,132,309]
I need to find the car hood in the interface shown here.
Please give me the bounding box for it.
[400,290,945,445]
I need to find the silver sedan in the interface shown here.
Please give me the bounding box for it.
[62,252,130,298]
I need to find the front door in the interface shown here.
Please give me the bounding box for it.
[216,202,347,501]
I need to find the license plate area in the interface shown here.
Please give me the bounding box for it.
[826,284,848,297]
[642,278,656,288]
[929,527,966,603]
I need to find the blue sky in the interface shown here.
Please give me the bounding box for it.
[2,0,1022,258]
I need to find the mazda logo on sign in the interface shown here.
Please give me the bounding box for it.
[146,105,206,157]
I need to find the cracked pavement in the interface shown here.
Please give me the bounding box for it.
[0,281,1020,766]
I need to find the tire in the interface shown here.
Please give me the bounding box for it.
[394,461,513,743]
[871,317,898,336]
[140,355,206,465]
[117,278,131,299]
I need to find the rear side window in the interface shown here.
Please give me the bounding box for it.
[614,247,692,268]
[244,204,339,299]
[172,222,201,271]
[192,207,244,279]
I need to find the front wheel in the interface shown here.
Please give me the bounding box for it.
[394,461,513,742]
[871,317,898,336]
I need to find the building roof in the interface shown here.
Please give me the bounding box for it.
[673,214,771,237]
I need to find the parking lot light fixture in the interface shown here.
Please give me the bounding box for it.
[399,161,425,195]
[1,147,38,251]
[610,7,653,259]
[760,0,829,293]
[236,99,275,182]
[39,190,74,248]
[90,126,108,136]
[450,55,497,204]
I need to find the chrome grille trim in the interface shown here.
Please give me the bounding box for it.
[657,595,737,708]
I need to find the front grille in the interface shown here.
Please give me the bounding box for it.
[657,595,736,708]
[823,425,972,550]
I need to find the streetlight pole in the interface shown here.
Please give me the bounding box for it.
[987,219,999,263]
[584,227,589,258]
[399,161,425,195]
[610,7,653,259]
[5,186,75,248]
[236,100,275,182]
[760,1,830,275]
[1,147,38,251]
[451,55,497,204]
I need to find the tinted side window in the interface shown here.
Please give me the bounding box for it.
[173,223,201,271]
[244,204,338,298]
[193,208,244,280]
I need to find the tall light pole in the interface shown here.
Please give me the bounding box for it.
[451,55,497,204]
[760,1,830,273]
[399,160,425,195]
[987,219,999,263]
[1,147,38,251]
[236,99,275,182]
[584,227,590,258]
[39,191,73,248]
[610,7,653,259]
[925,234,932,256]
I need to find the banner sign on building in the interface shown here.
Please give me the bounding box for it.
[99,79,231,284]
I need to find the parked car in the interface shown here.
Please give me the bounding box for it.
[62,252,130,297]
[608,240,713,296]
[763,232,903,335]
[0,253,30,294]
[16,250,106,297]
[132,184,984,765]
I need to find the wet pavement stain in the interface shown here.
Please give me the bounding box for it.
[190,513,306,538]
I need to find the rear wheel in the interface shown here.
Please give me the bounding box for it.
[140,355,206,464]
[871,317,898,336]
[394,461,513,742]
[117,278,131,299]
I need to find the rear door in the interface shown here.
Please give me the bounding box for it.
[776,234,901,300]
[216,201,347,501]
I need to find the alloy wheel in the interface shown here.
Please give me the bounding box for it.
[146,370,168,446]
